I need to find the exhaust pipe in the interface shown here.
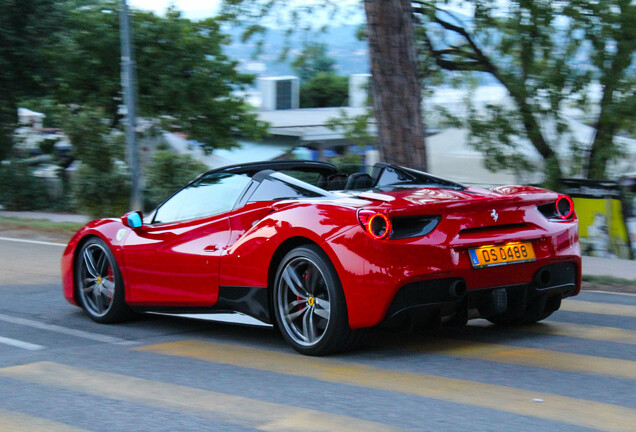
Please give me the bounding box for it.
[449,280,467,298]
[535,268,552,288]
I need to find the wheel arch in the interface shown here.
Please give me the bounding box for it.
[71,232,133,323]
[71,234,102,304]
[267,237,321,320]
[71,232,119,304]
[267,236,363,354]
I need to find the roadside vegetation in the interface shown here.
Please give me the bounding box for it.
[144,149,209,210]
[1,0,634,213]
[294,42,349,108]
[0,0,267,218]
[225,0,635,186]
[581,275,636,293]
[0,216,84,243]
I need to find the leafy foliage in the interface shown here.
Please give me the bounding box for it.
[326,110,376,148]
[220,0,346,61]
[330,153,365,173]
[51,1,267,152]
[72,166,131,218]
[416,0,636,181]
[300,73,348,108]
[144,151,208,211]
[1,0,272,212]
[38,138,58,155]
[293,42,337,82]
[66,108,130,218]
[0,161,52,210]
[564,0,636,178]
[222,0,428,170]
[0,0,65,160]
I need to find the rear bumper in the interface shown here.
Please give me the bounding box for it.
[382,261,577,326]
[325,215,580,329]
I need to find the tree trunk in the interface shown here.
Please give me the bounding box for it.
[586,97,617,179]
[364,0,427,171]
[585,46,627,179]
[0,100,17,161]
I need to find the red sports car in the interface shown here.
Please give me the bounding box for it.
[62,160,581,355]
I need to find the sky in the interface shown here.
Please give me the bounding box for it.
[125,1,484,29]
[127,0,365,22]
[127,0,222,19]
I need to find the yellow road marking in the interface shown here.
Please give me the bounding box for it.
[469,319,636,345]
[137,340,636,432]
[0,408,87,432]
[561,300,636,317]
[0,362,401,432]
[517,321,636,345]
[406,338,636,380]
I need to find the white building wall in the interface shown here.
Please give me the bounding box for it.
[349,74,371,108]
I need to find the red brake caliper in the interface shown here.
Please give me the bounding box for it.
[297,268,311,314]
[107,266,114,300]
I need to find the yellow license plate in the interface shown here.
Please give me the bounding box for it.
[469,242,536,268]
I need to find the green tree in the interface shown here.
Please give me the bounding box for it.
[327,111,376,149]
[221,0,428,170]
[566,0,636,178]
[0,161,52,210]
[293,42,337,82]
[0,0,65,160]
[300,72,348,108]
[144,151,208,210]
[417,0,636,181]
[51,1,267,152]
[66,108,130,218]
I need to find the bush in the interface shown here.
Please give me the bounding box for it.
[144,151,208,210]
[72,164,130,218]
[38,138,58,155]
[300,73,348,108]
[0,161,52,210]
[63,107,131,218]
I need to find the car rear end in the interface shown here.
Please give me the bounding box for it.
[330,186,580,329]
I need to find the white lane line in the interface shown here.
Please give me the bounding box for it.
[0,313,136,346]
[585,290,636,298]
[0,335,45,351]
[0,236,66,247]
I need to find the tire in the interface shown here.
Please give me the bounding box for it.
[273,245,363,356]
[75,237,132,324]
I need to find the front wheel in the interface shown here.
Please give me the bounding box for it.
[75,237,132,323]
[273,245,363,356]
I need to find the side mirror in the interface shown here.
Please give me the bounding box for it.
[122,211,143,228]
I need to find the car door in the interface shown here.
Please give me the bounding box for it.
[121,172,252,306]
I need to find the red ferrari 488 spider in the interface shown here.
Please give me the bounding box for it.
[62,160,581,355]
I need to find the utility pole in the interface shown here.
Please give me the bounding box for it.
[119,0,142,210]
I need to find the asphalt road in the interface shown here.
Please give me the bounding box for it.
[1,237,635,432]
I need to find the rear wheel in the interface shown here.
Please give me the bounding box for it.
[75,237,132,323]
[273,245,363,355]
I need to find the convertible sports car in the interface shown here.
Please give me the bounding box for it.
[62,160,581,355]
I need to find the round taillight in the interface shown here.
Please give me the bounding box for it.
[556,195,574,220]
[358,210,392,240]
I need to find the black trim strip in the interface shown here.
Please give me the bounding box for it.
[129,286,271,324]
[215,286,270,323]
